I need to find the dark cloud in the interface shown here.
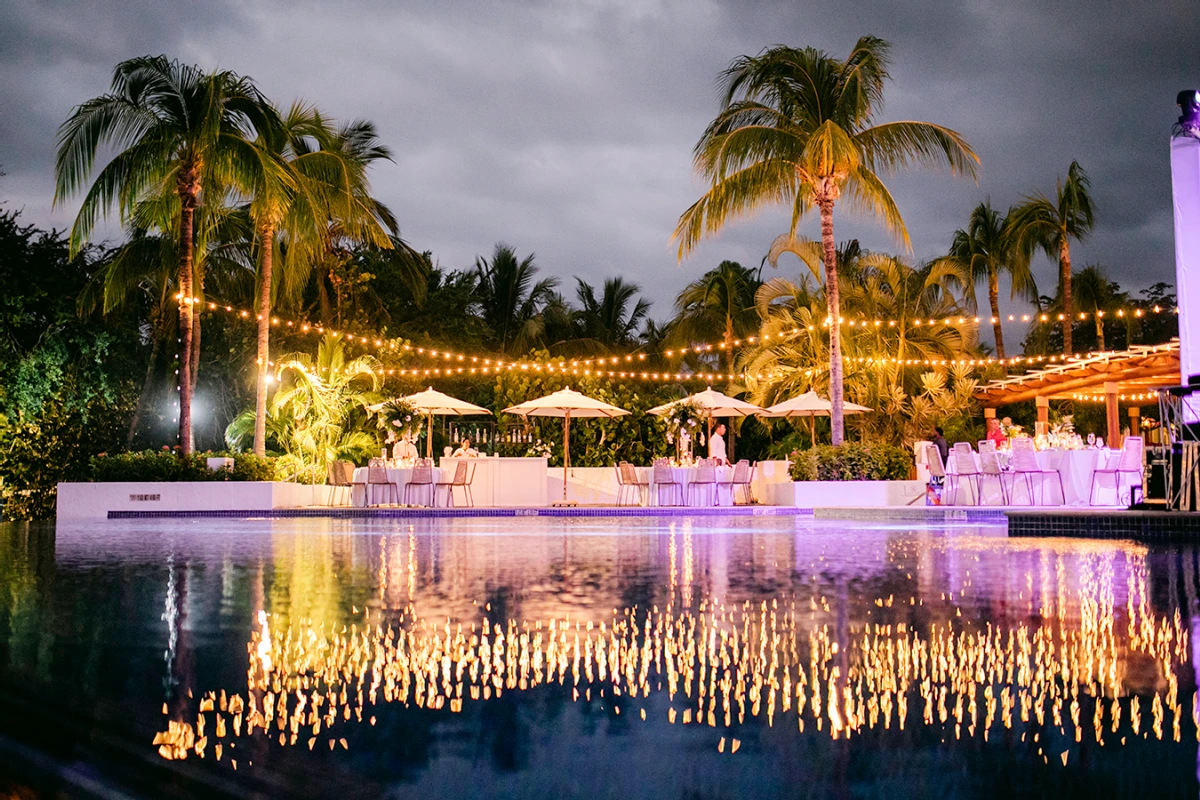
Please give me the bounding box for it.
[0,0,1195,341]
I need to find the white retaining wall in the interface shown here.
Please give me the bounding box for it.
[56,481,332,520]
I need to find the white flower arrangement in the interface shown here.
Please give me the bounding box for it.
[525,439,553,459]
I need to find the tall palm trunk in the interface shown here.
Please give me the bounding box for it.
[127,321,164,448]
[1094,313,1106,351]
[818,199,845,445]
[1059,238,1073,355]
[988,270,1006,361]
[177,176,197,455]
[253,223,275,456]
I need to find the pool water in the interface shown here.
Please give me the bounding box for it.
[0,516,1197,798]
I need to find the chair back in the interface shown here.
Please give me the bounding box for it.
[367,458,390,485]
[695,461,716,483]
[452,459,469,486]
[924,444,946,479]
[1009,438,1040,473]
[464,461,477,485]
[1118,436,1144,471]
[336,460,355,486]
[977,440,997,455]
[327,460,343,486]
[913,441,932,466]
[980,451,1004,476]
[653,460,674,484]
[614,464,628,486]
[411,459,433,485]
[732,459,751,484]
[953,442,979,476]
[619,462,640,485]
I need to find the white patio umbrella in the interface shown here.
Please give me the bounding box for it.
[758,391,872,442]
[373,387,492,458]
[503,388,630,504]
[648,387,764,456]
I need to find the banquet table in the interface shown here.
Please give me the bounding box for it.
[635,465,736,507]
[352,465,444,507]
[946,448,1115,506]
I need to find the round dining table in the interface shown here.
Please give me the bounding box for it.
[352,465,444,507]
[636,464,736,507]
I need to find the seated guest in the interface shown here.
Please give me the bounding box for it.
[985,417,1006,448]
[930,426,949,466]
[452,438,478,458]
[393,432,418,461]
[708,423,729,466]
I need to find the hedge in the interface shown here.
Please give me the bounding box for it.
[788,443,913,482]
[90,449,278,482]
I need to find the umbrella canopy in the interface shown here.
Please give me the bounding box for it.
[758,391,872,443]
[758,392,872,418]
[503,389,629,504]
[373,387,492,458]
[646,387,764,418]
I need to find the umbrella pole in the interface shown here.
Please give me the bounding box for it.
[427,412,433,459]
[563,411,571,504]
[809,415,816,446]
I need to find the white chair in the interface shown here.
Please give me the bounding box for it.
[1009,437,1065,506]
[726,459,754,505]
[945,442,982,505]
[977,439,997,456]
[979,450,1010,505]
[436,460,470,507]
[617,462,649,506]
[1089,436,1144,505]
[652,458,683,506]
[925,444,947,504]
[404,459,435,507]
[366,458,399,507]
[688,458,718,506]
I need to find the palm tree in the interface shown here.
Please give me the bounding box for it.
[673,38,978,444]
[55,55,279,453]
[473,244,559,353]
[247,104,395,456]
[1071,264,1122,351]
[933,202,1036,360]
[1007,161,1095,355]
[574,277,652,350]
[667,261,761,373]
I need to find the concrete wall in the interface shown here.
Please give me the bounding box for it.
[57,481,332,520]
[791,480,926,508]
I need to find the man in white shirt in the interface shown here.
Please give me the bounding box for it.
[393,433,418,461]
[708,423,728,465]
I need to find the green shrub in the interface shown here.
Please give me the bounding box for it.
[89,450,279,483]
[788,443,913,482]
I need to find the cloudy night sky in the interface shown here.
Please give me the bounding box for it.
[1,0,1197,339]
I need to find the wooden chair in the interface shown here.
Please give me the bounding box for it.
[367,458,399,507]
[688,458,718,507]
[404,459,435,507]
[945,442,982,505]
[1089,436,1144,505]
[1009,437,1065,505]
[652,458,683,506]
[436,460,470,508]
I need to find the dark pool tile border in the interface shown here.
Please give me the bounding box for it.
[1006,509,1200,541]
[813,507,1009,523]
[106,506,817,520]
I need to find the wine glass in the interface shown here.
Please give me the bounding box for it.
[1087,433,1096,448]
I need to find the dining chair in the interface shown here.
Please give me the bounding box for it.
[436,460,470,508]
[1009,437,1065,506]
[979,450,1010,505]
[652,458,683,506]
[325,460,353,506]
[726,459,754,505]
[924,443,948,505]
[689,458,718,507]
[404,458,435,507]
[1089,435,1144,506]
[977,440,997,456]
[945,442,982,505]
[367,458,399,507]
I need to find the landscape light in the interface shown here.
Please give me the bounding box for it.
[1178,89,1200,138]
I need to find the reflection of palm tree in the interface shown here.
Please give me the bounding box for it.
[1008,161,1095,355]
[474,244,559,354]
[55,56,280,453]
[933,202,1035,360]
[668,261,761,373]
[673,38,978,443]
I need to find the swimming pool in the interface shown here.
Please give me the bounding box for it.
[0,516,1196,798]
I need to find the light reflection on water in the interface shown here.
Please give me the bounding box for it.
[2,517,1199,798]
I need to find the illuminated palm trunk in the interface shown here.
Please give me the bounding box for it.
[988,271,1006,360]
[253,222,274,457]
[819,199,845,446]
[1060,238,1073,354]
[177,182,196,455]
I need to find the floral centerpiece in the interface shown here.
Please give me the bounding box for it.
[378,399,421,442]
[1035,415,1085,451]
[525,439,553,459]
[664,398,709,460]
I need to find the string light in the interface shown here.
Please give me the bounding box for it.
[1065,392,1161,403]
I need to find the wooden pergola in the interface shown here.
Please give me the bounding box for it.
[974,342,1180,445]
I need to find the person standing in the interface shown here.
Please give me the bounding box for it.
[985,417,1006,448]
[708,423,728,466]
[931,427,949,466]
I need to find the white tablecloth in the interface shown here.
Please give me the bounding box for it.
[636,465,736,507]
[947,449,1116,506]
[352,466,444,507]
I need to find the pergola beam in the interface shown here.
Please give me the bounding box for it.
[977,363,1178,406]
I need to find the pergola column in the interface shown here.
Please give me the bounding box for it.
[1105,381,1120,447]
[1129,405,1141,442]
[983,407,997,421]
[1035,397,1049,436]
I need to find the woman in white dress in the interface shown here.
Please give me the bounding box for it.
[451,438,478,458]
